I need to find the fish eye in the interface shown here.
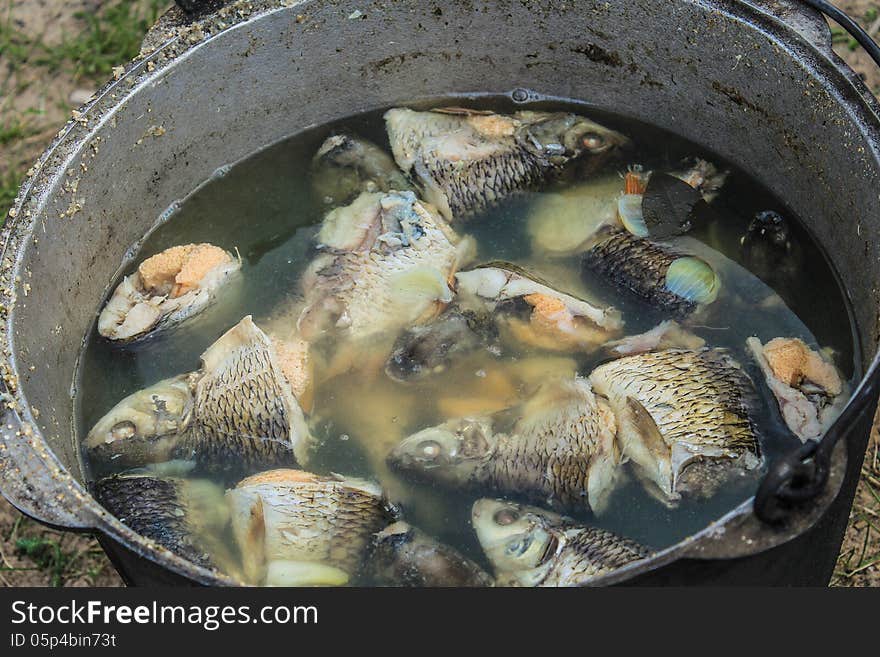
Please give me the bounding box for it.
[419,440,442,459]
[493,508,520,526]
[110,420,136,442]
[582,132,606,151]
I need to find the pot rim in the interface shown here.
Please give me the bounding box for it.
[0,0,878,586]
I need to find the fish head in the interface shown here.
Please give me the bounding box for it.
[385,309,493,382]
[387,417,496,485]
[471,499,561,585]
[85,375,194,471]
[519,112,628,164]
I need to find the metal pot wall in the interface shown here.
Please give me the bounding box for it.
[1,0,879,586]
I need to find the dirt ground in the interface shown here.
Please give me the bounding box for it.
[1,0,880,587]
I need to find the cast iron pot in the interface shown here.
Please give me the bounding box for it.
[1,0,879,586]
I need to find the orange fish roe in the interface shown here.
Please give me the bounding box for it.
[271,337,314,412]
[524,292,579,338]
[763,337,842,396]
[137,243,231,298]
[236,469,321,488]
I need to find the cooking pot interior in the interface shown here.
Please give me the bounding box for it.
[6,0,880,540]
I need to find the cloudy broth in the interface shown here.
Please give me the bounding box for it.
[76,96,859,584]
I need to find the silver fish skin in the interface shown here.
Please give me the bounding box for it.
[588,348,762,504]
[367,521,493,587]
[388,376,621,514]
[581,225,719,316]
[385,107,628,221]
[297,190,472,343]
[227,469,392,586]
[93,474,229,571]
[85,316,311,477]
[311,133,413,208]
[472,499,650,587]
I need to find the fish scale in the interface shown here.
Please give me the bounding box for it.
[591,349,758,452]
[537,526,651,586]
[186,324,304,468]
[94,475,230,572]
[301,191,462,339]
[385,108,627,221]
[424,145,547,218]
[582,225,695,315]
[472,500,651,587]
[228,471,390,582]
[391,377,620,514]
[589,348,761,501]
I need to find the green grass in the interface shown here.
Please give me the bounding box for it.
[0,1,36,78]
[1,1,167,81]
[39,1,167,80]
[10,531,108,587]
[0,116,39,146]
[0,167,23,219]
[0,1,168,226]
[13,535,75,587]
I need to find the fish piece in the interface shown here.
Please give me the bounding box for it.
[526,172,623,255]
[311,133,413,208]
[388,376,622,514]
[367,521,493,587]
[527,159,726,257]
[86,316,311,475]
[456,262,622,354]
[626,159,728,238]
[746,337,846,442]
[640,172,704,238]
[472,499,650,586]
[385,307,498,382]
[94,474,230,572]
[297,190,472,342]
[605,320,705,356]
[386,261,617,381]
[589,348,762,503]
[581,225,719,315]
[98,243,241,341]
[671,158,728,201]
[226,469,390,586]
[385,107,627,221]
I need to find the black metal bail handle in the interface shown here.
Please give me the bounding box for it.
[755,1,880,524]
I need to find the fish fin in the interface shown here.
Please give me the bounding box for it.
[430,107,495,117]
[413,158,453,221]
[624,396,675,500]
[200,316,266,372]
[587,452,622,516]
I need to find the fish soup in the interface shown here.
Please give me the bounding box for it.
[76,97,858,586]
